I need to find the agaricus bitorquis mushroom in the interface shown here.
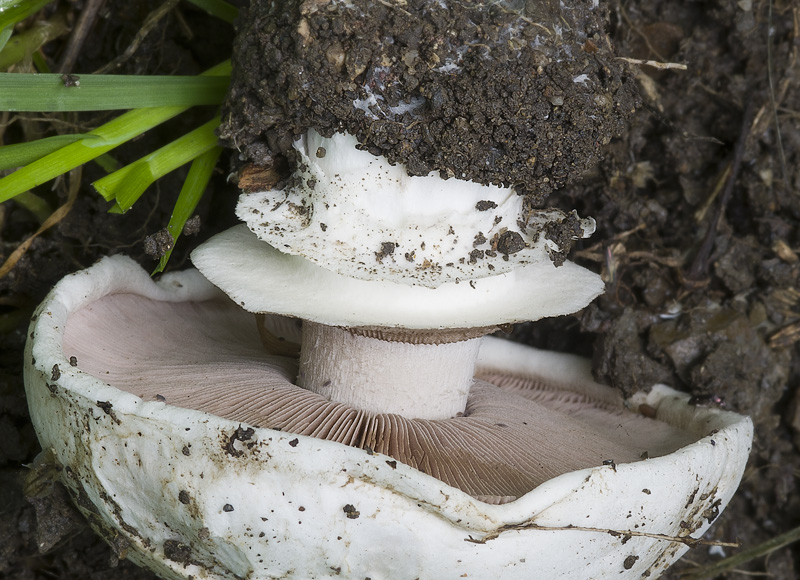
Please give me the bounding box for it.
[23,1,753,579]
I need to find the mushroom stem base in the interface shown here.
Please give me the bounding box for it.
[297,321,480,419]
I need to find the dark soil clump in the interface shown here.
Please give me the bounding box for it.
[220,0,638,203]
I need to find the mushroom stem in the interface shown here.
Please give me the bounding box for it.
[297,321,481,419]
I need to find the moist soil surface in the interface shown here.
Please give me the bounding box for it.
[220,0,638,203]
[1,0,799,578]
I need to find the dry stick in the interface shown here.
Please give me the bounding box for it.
[617,56,687,71]
[0,167,80,279]
[466,522,739,549]
[683,100,755,285]
[93,0,180,75]
[616,1,669,63]
[57,0,107,74]
[766,0,789,192]
[681,524,800,580]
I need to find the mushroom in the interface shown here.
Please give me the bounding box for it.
[191,128,604,422]
[23,0,753,577]
[25,131,753,578]
[24,253,752,579]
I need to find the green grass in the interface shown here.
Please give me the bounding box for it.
[155,146,223,274]
[94,116,222,212]
[0,133,101,171]
[0,0,55,34]
[0,73,230,110]
[0,0,239,272]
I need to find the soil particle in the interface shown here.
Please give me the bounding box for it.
[374,242,396,263]
[26,483,86,554]
[95,401,121,425]
[648,307,789,424]
[589,309,675,398]
[495,230,525,257]
[342,504,359,519]
[182,215,202,236]
[163,539,192,564]
[143,228,175,258]
[543,210,585,265]
[223,426,256,457]
[623,554,639,570]
[220,0,638,203]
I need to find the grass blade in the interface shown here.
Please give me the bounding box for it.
[184,0,238,24]
[0,133,101,170]
[0,0,54,32]
[0,15,69,71]
[0,59,230,204]
[11,191,51,222]
[93,116,221,211]
[93,153,120,173]
[683,524,800,579]
[0,105,186,203]
[154,145,223,273]
[0,73,229,110]
[0,27,12,54]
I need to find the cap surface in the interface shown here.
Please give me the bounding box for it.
[191,225,605,328]
[238,130,595,288]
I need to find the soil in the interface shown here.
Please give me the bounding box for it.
[219,0,638,204]
[1,0,799,579]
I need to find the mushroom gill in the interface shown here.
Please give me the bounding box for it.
[63,290,695,502]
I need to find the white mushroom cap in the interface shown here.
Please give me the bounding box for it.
[24,256,753,580]
[238,130,596,288]
[191,225,605,328]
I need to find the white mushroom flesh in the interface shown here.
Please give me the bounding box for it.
[191,225,605,329]
[238,130,595,288]
[298,322,480,419]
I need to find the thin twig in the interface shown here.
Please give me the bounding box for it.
[683,100,755,285]
[57,0,107,74]
[0,167,80,279]
[616,1,669,63]
[694,163,731,222]
[376,0,411,17]
[466,522,739,548]
[680,524,800,579]
[93,0,179,74]
[617,56,687,71]
[766,0,789,192]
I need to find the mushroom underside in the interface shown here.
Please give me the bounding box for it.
[63,292,695,502]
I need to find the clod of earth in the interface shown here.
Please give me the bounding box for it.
[220,0,639,202]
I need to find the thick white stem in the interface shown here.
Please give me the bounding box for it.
[297,321,481,420]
